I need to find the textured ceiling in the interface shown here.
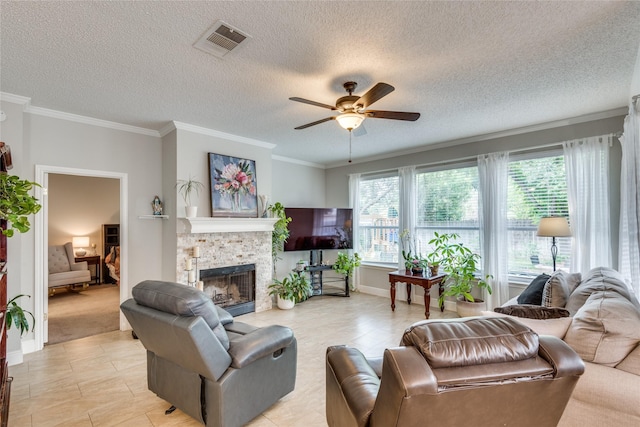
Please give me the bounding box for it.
[1,1,639,167]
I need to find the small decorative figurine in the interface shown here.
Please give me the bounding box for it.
[152,195,163,215]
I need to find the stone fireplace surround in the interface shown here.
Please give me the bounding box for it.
[176,218,278,313]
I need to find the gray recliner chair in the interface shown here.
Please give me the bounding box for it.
[326,316,585,427]
[120,280,297,427]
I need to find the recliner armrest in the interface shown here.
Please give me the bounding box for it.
[227,325,294,368]
[537,335,585,377]
[70,261,88,271]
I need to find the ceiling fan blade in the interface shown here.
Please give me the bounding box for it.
[354,82,395,109]
[294,116,336,130]
[353,124,367,137]
[289,97,337,110]
[365,110,420,121]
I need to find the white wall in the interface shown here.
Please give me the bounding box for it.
[48,174,120,256]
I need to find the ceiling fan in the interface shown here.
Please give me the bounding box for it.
[290,81,420,132]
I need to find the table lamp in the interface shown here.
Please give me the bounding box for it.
[536,217,572,271]
[72,236,90,257]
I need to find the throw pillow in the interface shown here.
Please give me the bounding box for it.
[495,304,570,319]
[517,273,551,305]
[542,271,571,308]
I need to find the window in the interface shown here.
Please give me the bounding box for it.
[414,165,480,256]
[357,174,399,263]
[507,154,570,277]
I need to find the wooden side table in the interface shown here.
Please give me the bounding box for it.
[75,255,101,284]
[388,271,446,318]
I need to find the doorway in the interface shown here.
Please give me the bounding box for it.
[34,165,128,351]
[47,174,120,344]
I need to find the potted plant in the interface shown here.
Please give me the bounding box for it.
[268,272,311,309]
[176,177,204,218]
[0,173,42,237]
[267,202,291,275]
[6,294,35,336]
[332,252,361,290]
[430,232,492,317]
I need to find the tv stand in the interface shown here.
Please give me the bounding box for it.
[303,251,349,297]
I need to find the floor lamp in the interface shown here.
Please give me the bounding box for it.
[536,217,572,272]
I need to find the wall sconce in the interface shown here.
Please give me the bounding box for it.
[72,236,90,257]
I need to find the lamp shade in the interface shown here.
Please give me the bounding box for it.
[536,217,572,237]
[336,113,365,130]
[72,236,90,248]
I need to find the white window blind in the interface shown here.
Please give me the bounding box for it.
[357,174,399,263]
[415,166,480,255]
[507,154,570,276]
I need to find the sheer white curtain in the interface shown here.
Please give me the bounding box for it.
[619,100,640,296]
[478,152,509,309]
[349,173,361,289]
[563,135,612,273]
[398,166,416,270]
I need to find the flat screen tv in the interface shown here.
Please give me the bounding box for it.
[284,207,353,252]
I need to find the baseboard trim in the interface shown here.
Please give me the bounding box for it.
[7,349,24,366]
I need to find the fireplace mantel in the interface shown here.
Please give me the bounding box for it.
[179,217,278,234]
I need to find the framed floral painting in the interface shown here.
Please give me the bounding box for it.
[208,153,258,218]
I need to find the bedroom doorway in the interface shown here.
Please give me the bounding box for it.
[34,165,128,351]
[46,174,120,344]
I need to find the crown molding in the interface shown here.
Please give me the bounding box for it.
[170,121,276,149]
[271,155,325,169]
[0,92,31,109]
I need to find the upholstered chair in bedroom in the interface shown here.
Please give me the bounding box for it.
[47,242,91,296]
[120,280,297,427]
[326,316,585,427]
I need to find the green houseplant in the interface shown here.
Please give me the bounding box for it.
[268,272,311,309]
[429,232,492,316]
[0,173,42,237]
[6,294,35,336]
[267,202,291,273]
[333,252,361,290]
[1,173,41,337]
[176,177,204,218]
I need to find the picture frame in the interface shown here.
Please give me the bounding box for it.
[208,153,258,218]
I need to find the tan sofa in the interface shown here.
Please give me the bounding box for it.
[48,242,91,295]
[492,267,640,427]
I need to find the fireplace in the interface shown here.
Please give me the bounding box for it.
[200,263,255,317]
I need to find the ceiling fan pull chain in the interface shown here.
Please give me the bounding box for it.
[348,131,353,163]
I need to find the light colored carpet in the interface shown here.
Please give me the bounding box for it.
[47,283,120,344]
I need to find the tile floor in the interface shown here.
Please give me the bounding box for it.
[10,291,457,426]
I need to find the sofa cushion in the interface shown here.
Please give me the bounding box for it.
[517,273,550,305]
[615,343,640,375]
[541,271,581,308]
[565,267,637,315]
[482,311,572,339]
[132,280,230,349]
[495,304,570,319]
[564,290,640,367]
[401,317,538,368]
[48,245,71,274]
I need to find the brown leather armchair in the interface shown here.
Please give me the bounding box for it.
[326,317,584,427]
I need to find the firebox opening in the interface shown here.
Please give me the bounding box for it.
[200,263,255,317]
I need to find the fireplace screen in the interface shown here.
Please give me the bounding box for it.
[200,264,255,316]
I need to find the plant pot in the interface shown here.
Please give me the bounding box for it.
[185,206,198,218]
[411,267,424,276]
[429,265,439,276]
[455,297,486,318]
[276,295,295,310]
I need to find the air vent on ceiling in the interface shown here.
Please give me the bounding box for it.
[194,20,251,58]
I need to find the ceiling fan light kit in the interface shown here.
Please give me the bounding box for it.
[290,81,420,132]
[336,112,365,130]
